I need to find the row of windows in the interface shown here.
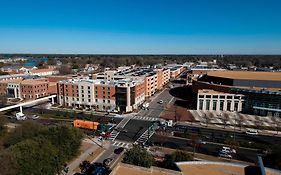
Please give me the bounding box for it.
[199,99,240,111]
[64,97,111,104]
[22,84,47,88]
[199,94,242,100]
[22,89,46,93]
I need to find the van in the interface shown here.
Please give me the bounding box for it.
[16,112,26,121]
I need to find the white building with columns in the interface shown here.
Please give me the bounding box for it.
[197,89,245,112]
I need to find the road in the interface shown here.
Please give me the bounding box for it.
[94,145,123,170]
[116,120,153,142]
[148,134,259,163]
[138,87,175,119]
[172,124,281,146]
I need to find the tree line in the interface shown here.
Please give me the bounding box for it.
[1,54,281,69]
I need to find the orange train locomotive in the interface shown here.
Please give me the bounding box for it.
[73,119,99,130]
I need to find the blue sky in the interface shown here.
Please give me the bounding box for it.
[0,0,281,54]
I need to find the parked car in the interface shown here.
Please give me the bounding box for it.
[219,151,232,159]
[221,146,236,154]
[103,158,113,167]
[31,115,40,120]
[246,129,259,135]
[158,100,164,104]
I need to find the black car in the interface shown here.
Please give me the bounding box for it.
[114,147,124,154]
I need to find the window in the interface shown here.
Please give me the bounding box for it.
[88,95,91,98]
[88,86,90,89]
[234,102,239,111]
[206,95,211,98]
[199,95,204,98]
[88,91,90,94]
[213,100,217,110]
[213,95,218,98]
[81,86,84,89]
[220,95,225,99]
[206,100,210,110]
[227,101,231,111]
[108,100,110,103]
[199,99,203,110]
[103,100,105,103]
[88,99,91,102]
[95,99,98,102]
[107,87,110,90]
[220,101,224,110]
[227,96,232,99]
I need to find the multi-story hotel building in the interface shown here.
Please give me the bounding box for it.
[156,68,170,90]
[57,78,145,113]
[144,72,158,97]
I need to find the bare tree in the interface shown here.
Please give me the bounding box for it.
[203,113,210,127]
[220,113,228,129]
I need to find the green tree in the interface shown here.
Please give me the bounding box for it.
[4,121,41,147]
[123,145,154,168]
[40,125,83,161]
[162,150,193,170]
[9,138,58,175]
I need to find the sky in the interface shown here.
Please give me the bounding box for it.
[0,0,281,54]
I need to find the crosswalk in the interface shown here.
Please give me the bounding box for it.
[134,125,156,145]
[108,115,134,141]
[133,116,159,121]
[112,141,133,149]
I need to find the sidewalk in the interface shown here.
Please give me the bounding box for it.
[66,139,100,175]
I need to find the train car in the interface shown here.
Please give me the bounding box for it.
[73,119,99,130]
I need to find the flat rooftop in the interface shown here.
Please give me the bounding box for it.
[177,161,281,175]
[111,163,181,175]
[198,89,235,95]
[0,78,23,84]
[207,71,281,81]
[21,79,48,85]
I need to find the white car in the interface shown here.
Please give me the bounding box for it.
[222,146,236,154]
[31,115,40,120]
[219,151,232,159]
[246,129,258,135]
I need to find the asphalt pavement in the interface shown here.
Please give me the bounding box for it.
[149,134,259,163]
[116,120,153,142]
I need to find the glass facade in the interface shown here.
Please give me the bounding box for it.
[232,88,281,116]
